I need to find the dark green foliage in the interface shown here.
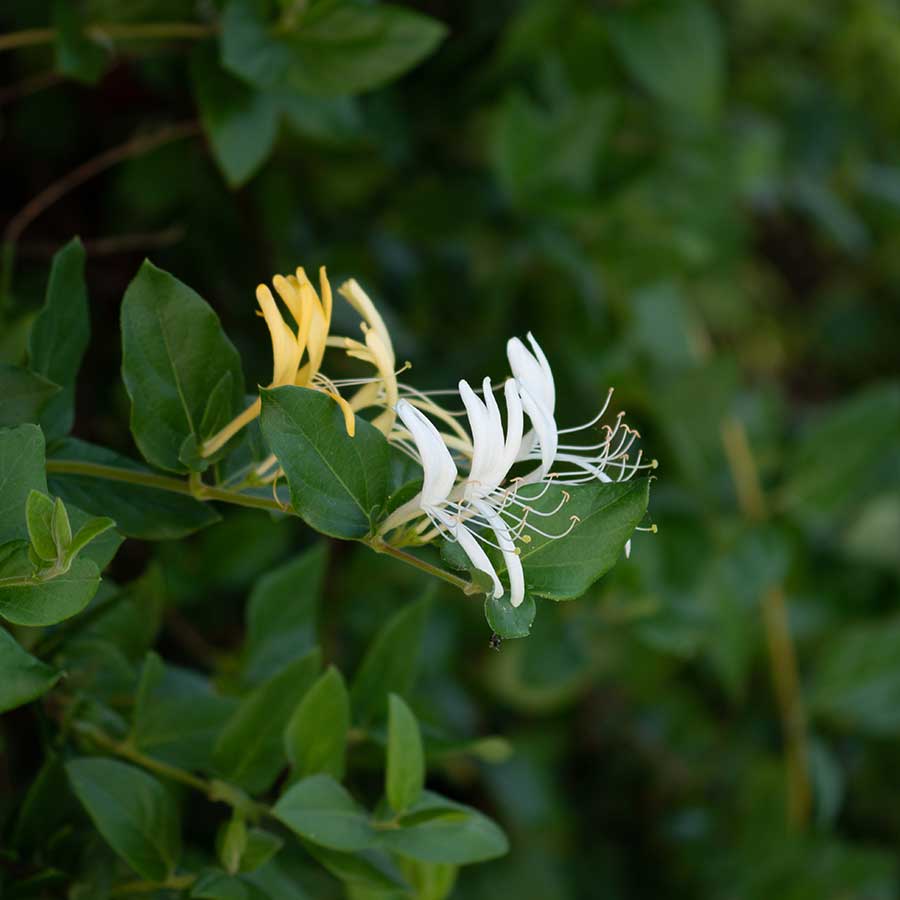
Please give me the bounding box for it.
[1,0,899,897]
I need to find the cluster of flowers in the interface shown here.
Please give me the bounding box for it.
[203,266,655,609]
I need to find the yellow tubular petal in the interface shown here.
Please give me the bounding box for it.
[338,279,394,362]
[256,285,299,385]
[318,266,332,328]
[272,274,304,331]
[319,388,356,437]
[348,381,381,411]
[364,329,397,435]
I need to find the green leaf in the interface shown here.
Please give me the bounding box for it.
[272,774,376,851]
[222,0,447,96]
[284,665,349,780]
[0,365,59,428]
[398,858,457,900]
[192,45,281,188]
[53,0,107,84]
[484,592,536,640]
[51,496,72,555]
[48,439,221,539]
[302,844,408,893]
[191,870,271,900]
[386,694,425,814]
[0,627,61,713]
[377,791,508,865]
[260,386,391,538]
[504,479,651,600]
[780,382,900,530]
[66,514,115,564]
[214,650,321,793]
[26,490,57,562]
[0,555,100,627]
[0,425,47,544]
[239,829,283,873]
[133,651,237,770]
[120,260,245,473]
[607,0,723,120]
[66,757,181,881]
[491,91,611,209]
[280,93,364,144]
[811,618,900,737]
[219,816,248,875]
[350,597,429,723]
[243,544,325,685]
[28,237,91,438]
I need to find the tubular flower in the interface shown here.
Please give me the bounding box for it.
[328,278,400,437]
[202,266,358,458]
[393,391,526,607]
[384,331,653,592]
[506,332,657,555]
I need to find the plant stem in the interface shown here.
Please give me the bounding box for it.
[762,585,812,828]
[0,22,217,54]
[73,721,267,819]
[367,539,476,594]
[44,459,476,592]
[45,459,285,513]
[721,415,811,830]
[3,120,200,249]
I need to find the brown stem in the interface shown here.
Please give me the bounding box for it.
[3,120,200,248]
[762,585,812,828]
[721,415,811,830]
[0,22,217,53]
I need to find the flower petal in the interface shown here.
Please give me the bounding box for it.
[395,399,457,508]
[433,508,503,599]
[518,383,558,480]
[476,500,524,608]
[256,284,301,386]
[507,335,554,415]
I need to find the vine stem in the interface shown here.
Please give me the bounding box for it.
[721,414,811,830]
[3,120,200,249]
[367,538,475,594]
[44,459,479,593]
[0,22,217,54]
[73,721,267,819]
[45,459,285,513]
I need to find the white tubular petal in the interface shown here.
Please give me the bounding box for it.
[507,335,555,415]
[395,400,457,508]
[434,508,503,599]
[526,332,555,413]
[459,379,492,498]
[625,539,632,559]
[500,378,524,477]
[518,383,558,479]
[476,501,525,608]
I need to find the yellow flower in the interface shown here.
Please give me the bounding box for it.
[202,266,354,457]
[331,278,399,436]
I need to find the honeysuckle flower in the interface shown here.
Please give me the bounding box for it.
[506,332,657,555]
[391,379,529,607]
[327,278,400,437]
[202,266,363,458]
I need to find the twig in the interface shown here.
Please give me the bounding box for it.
[0,22,217,54]
[3,120,200,248]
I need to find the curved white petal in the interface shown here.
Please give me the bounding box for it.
[459,379,495,499]
[395,400,457,509]
[507,335,555,415]
[518,383,558,480]
[526,332,555,412]
[433,508,503,599]
[476,500,524,608]
[499,378,524,478]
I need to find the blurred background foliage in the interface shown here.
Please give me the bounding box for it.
[2,0,900,897]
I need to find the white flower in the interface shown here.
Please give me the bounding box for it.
[394,382,527,608]
[507,332,654,487]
